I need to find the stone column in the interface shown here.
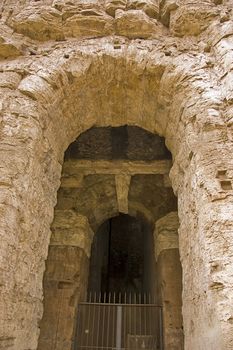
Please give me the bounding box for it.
[38,210,93,350]
[172,141,233,350]
[154,211,183,350]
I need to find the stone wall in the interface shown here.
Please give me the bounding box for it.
[38,212,93,350]
[65,126,171,161]
[0,0,233,349]
[59,159,175,228]
[155,212,183,350]
[39,157,176,349]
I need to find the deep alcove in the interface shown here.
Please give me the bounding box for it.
[88,214,156,302]
[65,126,172,161]
[38,125,183,350]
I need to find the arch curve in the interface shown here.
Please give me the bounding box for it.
[1,33,225,350]
[16,42,196,161]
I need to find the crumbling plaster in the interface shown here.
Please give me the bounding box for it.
[0,0,233,349]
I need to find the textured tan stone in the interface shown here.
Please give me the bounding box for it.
[62,159,172,176]
[0,24,24,58]
[38,245,89,350]
[127,0,159,19]
[157,248,183,350]
[0,72,21,89]
[154,211,179,259]
[0,0,233,349]
[63,7,114,38]
[115,174,131,213]
[159,0,178,26]
[0,41,22,58]
[50,210,94,257]
[115,9,159,38]
[155,212,183,350]
[18,75,54,102]
[170,4,219,36]
[9,6,63,41]
[105,0,127,16]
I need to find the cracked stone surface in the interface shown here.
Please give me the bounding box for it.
[0,0,233,349]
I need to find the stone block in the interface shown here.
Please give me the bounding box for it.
[115,9,159,38]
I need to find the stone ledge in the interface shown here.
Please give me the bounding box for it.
[62,159,172,176]
[154,211,179,259]
[50,210,94,257]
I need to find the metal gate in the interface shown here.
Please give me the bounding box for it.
[74,294,163,350]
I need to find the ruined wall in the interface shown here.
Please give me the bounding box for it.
[39,156,176,349]
[65,126,171,161]
[38,212,93,350]
[0,0,233,349]
[155,211,183,350]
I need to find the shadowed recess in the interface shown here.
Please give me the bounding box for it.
[65,126,172,161]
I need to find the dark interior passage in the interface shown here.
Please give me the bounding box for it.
[88,214,157,301]
[80,215,162,350]
[38,124,183,349]
[65,126,171,161]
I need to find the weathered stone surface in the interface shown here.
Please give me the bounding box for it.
[159,0,178,26]
[56,166,176,230]
[127,0,160,19]
[38,245,89,350]
[154,211,179,259]
[62,160,172,175]
[0,0,232,349]
[115,174,131,213]
[9,6,63,41]
[170,4,219,36]
[1,0,227,44]
[105,0,127,16]
[0,72,21,89]
[50,211,94,257]
[157,248,183,350]
[155,211,183,350]
[115,9,160,38]
[0,24,24,58]
[62,4,114,38]
[18,75,55,102]
[7,2,114,41]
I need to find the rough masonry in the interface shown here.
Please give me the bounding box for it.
[0,1,233,349]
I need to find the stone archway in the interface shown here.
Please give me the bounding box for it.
[0,34,232,350]
[38,125,182,349]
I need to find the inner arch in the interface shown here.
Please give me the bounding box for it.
[38,125,183,350]
[88,213,156,300]
[65,126,172,161]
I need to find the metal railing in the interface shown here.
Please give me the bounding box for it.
[74,293,163,350]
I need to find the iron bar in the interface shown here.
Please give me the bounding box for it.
[76,293,163,350]
[116,305,122,349]
[106,292,110,349]
[79,302,162,307]
[159,307,164,350]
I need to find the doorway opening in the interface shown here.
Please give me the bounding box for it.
[76,214,163,350]
[38,126,183,350]
[88,214,156,301]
